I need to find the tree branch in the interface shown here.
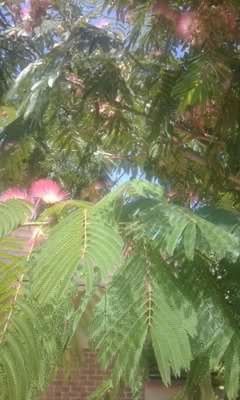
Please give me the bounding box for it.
[181,149,240,189]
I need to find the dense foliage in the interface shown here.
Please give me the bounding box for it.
[1,1,240,399]
[1,0,240,201]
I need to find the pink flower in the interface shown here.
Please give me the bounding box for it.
[29,179,69,204]
[0,187,31,203]
[176,12,196,41]
[21,6,31,20]
[20,0,32,19]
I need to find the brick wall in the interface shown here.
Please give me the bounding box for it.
[40,350,185,400]
[41,350,133,400]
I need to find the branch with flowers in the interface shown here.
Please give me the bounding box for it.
[0,179,69,254]
[0,179,69,345]
[0,176,124,400]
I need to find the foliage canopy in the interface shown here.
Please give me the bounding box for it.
[1,1,240,399]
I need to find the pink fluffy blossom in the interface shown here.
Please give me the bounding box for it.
[176,12,196,41]
[29,179,68,204]
[0,187,30,203]
[20,0,32,20]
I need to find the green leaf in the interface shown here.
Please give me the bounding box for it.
[92,256,196,389]
[183,223,197,261]
[166,216,188,256]
[0,236,25,330]
[0,200,32,239]
[0,298,76,400]
[144,200,240,262]
[32,207,123,302]
[224,337,240,400]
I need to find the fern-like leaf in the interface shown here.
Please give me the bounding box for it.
[139,200,240,262]
[0,297,76,400]
[32,207,123,303]
[98,180,240,262]
[0,236,26,330]
[0,200,32,238]
[224,336,240,400]
[91,255,196,389]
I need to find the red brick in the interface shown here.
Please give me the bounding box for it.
[40,350,136,400]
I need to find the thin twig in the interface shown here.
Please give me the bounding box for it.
[0,230,42,343]
[22,221,49,227]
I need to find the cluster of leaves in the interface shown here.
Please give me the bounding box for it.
[1,0,240,202]
[2,1,240,399]
[0,180,240,399]
[0,178,123,400]
[0,0,120,191]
